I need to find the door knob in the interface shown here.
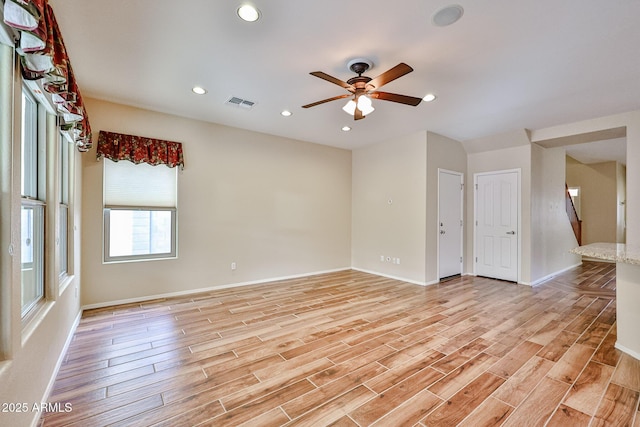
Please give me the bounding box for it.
[506,231,516,235]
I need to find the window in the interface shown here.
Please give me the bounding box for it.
[103,159,177,262]
[59,133,70,277]
[21,88,46,317]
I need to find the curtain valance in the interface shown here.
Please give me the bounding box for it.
[97,130,185,169]
[3,0,91,151]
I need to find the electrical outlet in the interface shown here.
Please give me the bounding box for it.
[380,255,385,262]
[231,262,237,270]
[396,258,401,265]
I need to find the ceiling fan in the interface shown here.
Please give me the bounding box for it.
[302,59,423,120]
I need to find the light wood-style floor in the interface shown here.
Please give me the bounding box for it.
[40,261,640,426]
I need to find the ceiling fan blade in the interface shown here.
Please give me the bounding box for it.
[354,107,364,120]
[367,63,414,90]
[370,91,423,106]
[310,71,355,91]
[302,93,352,109]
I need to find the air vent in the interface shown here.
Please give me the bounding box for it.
[225,96,256,109]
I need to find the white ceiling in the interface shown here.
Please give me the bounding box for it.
[48,0,640,152]
[565,138,627,166]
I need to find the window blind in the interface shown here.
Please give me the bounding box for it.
[103,159,177,208]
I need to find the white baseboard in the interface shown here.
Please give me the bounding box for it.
[85,263,586,310]
[350,268,440,287]
[83,266,471,311]
[528,262,582,286]
[82,267,352,310]
[615,342,640,361]
[34,310,82,427]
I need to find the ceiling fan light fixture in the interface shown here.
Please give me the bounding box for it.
[357,95,375,116]
[280,110,292,117]
[357,95,372,109]
[237,4,260,22]
[342,100,357,115]
[343,96,375,116]
[342,126,351,132]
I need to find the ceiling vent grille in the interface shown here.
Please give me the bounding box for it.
[225,96,256,109]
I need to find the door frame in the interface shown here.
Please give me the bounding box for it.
[437,168,464,280]
[473,168,522,283]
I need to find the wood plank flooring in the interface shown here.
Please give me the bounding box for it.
[40,261,640,426]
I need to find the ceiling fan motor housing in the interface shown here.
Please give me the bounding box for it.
[347,75,372,93]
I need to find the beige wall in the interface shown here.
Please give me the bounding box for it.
[466,143,532,283]
[426,132,468,281]
[351,131,427,284]
[81,98,352,306]
[530,145,581,282]
[566,157,618,244]
[351,131,467,285]
[530,110,640,245]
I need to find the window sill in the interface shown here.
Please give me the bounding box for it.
[21,300,54,347]
[59,273,75,297]
[102,255,177,265]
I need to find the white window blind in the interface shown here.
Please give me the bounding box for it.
[104,159,177,207]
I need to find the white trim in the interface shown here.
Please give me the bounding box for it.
[83,267,482,310]
[528,262,583,286]
[81,267,351,310]
[437,168,464,280]
[351,267,438,287]
[615,342,640,362]
[33,310,81,427]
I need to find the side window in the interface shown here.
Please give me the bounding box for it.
[103,159,177,262]
[59,133,70,277]
[20,88,46,317]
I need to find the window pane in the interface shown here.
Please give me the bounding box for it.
[108,209,173,258]
[59,204,68,275]
[59,134,70,276]
[59,137,69,204]
[21,90,37,198]
[21,204,44,315]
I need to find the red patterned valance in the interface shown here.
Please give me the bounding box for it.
[3,0,91,150]
[97,131,185,169]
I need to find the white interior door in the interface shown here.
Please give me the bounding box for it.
[475,170,519,282]
[438,170,463,279]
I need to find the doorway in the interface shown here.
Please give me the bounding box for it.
[438,169,463,279]
[474,169,519,282]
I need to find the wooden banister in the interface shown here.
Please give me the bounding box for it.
[565,184,582,245]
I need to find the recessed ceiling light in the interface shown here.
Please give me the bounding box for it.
[432,5,464,27]
[281,110,292,117]
[423,93,437,102]
[237,4,260,22]
[342,126,351,132]
[192,86,207,95]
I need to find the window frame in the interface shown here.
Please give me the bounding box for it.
[103,206,177,263]
[102,158,178,264]
[20,86,46,318]
[58,132,71,279]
